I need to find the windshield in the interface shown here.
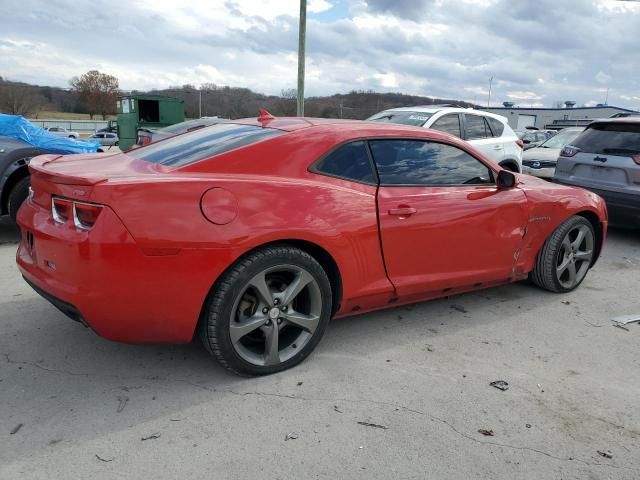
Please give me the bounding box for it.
[571,122,640,156]
[128,123,284,167]
[367,111,433,127]
[540,129,583,149]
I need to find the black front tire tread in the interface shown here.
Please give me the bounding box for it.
[530,215,593,293]
[8,176,31,222]
[198,244,332,377]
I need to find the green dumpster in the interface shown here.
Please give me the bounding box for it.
[116,95,184,150]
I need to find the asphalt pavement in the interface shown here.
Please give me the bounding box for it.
[1,216,639,479]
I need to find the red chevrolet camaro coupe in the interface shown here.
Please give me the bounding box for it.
[16,113,607,375]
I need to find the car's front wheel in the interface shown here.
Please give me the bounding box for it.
[530,216,595,293]
[199,245,332,376]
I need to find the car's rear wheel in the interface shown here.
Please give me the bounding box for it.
[199,245,332,376]
[530,216,595,293]
[8,176,30,222]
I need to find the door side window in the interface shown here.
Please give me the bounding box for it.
[464,114,491,140]
[430,114,461,138]
[369,140,493,186]
[312,141,376,184]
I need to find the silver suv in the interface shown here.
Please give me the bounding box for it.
[554,118,640,225]
[367,107,523,172]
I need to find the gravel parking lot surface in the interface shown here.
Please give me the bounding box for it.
[1,216,639,479]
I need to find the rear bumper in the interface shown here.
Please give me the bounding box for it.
[16,198,229,343]
[554,180,640,225]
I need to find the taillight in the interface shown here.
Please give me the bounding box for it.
[51,196,103,230]
[515,139,524,149]
[52,197,72,223]
[560,145,580,157]
[73,201,103,230]
[137,135,152,146]
[632,153,640,165]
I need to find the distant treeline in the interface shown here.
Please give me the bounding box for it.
[0,76,475,120]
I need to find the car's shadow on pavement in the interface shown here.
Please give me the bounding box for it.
[0,216,20,244]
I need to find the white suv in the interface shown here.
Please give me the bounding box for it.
[367,106,523,172]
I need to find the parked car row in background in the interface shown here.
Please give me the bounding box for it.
[516,128,556,150]
[44,126,79,138]
[522,127,585,178]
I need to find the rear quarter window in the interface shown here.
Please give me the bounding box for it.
[128,123,284,167]
[487,117,505,137]
[312,141,376,184]
[572,122,640,156]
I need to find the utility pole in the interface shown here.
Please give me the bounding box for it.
[199,89,202,118]
[487,76,494,107]
[604,87,609,105]
[297,0,307,116]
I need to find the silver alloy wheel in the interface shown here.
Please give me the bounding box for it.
[556,224,594,289]
[229,264,322,367]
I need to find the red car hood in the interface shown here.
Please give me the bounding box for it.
[29,153,168,185]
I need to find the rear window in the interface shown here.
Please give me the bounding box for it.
[128,123,284,167]
[572,122,640,156]
[367,111,433,127]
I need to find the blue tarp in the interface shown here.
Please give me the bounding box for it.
[0,114,100,154]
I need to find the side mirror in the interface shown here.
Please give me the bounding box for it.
[523,138,531,144]
[497,170,516,189]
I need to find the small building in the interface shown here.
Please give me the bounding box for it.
[117,95,184,150]
[479,103,639,131]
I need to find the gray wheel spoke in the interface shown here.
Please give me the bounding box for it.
[566,261,577,284]
[283,310,320,334]
[561,236,572,255]
[278,270,314,306]
[572,227,586,250]
[264,325,280,366]
[229,314,266,344]
[248,271,274,305]
[575,250,593,262]
[557,257,571,275]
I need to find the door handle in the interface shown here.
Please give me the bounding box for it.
[388,207,417,216]
[493,145,503,150]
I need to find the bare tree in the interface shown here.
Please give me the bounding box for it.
[0,82,44,116]
[69,70,119,119]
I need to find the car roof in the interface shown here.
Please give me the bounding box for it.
[373,106,508,122]
[587,117,640,126]
[0,135,31,148]
[224,116,470,149]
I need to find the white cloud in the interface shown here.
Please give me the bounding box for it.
[372,72,399,88]
[507,91,542,100]
[595,71,612,84]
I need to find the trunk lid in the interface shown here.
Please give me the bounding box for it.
[29,152,168,186]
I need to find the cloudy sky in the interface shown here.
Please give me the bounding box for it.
[1,0,639,108]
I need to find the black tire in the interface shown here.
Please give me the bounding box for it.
[199,244,332,376]
[8,176,31,222]
[530,216,595,293]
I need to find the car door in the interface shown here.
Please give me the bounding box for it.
[371,139,528,299]
[463,114,504,163]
